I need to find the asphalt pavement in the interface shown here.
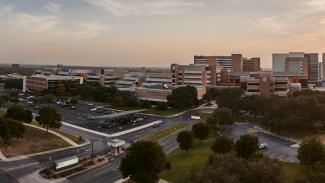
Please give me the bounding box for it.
[224,123,298,163]
[0,99,299,183]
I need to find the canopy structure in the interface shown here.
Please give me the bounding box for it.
[93,110,145,119]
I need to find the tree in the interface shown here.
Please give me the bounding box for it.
[120,141,170,183]
[203,88,242,113]
[210,107,234,127]
[4,79,23,90]
[0,116,25,144]
[70,98,78,106]
[192,123,210,140]
[211,136,234,154]
[294,172,325,183]
[112,96,124,107]
[298,137,325,166]
[56,82,66,96]
[239,96,274,123]
[6,104,33,123]
[140,100,152,109]
[177,131,194,153]
[42,94,55,106]
[35,107,62,132]
[0,96,5,107]
[167,85,199,109]
[155,103,167,111]
[182,153,281,183]
[235,135,259,159]
[263,96,324,134]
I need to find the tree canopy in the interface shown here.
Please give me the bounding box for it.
[297,137,325,166]
[192,123,210,140]
[181,153,281,183]
[0,116,25,144]
[167,85,199,109]
[177,131,194,152]
[203,88,243,112]
[263,96,325,134]
[120,141,170,183]
[211,136,234,155]
[208,107,234,128]
[4,79,23,90]
[6,104,33,123]
[35,107,61,132]
[238,96,275,122]
[235,135,259,159]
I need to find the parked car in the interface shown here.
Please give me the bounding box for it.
[87,115,94,120]
[26,101,34,106]
[90,107,97,112]
[259,143,268,150]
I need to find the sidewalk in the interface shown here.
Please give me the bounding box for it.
[62,120,162,138]
[25,124,79,147]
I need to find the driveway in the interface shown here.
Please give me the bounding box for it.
[224,123,298,163]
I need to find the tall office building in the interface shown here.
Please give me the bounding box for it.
[304,53,319,82]
[319,62,323,81]
[171,61,221,87]
[272,52,309,86]
[273,52,319,82]
[243,58,261,72]
[323,53,325,81]
[194,54,243,72]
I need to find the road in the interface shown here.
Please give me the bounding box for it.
[0,100,299,183]
[0,101,202,183]
[224,123,298,163]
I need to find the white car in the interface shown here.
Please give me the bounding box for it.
[90,108,97,112]
[26,101,34,106]
[259,143,268,150]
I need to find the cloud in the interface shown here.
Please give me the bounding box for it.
[86,0,203,17]
[1,9,112,40]
[0,5,14,17]
[259,0,325,40]
[305,0,325,10]
[45,3,61,13]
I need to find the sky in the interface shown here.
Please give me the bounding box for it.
[1,0,325,68]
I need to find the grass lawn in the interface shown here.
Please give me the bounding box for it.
[281,163,304,183]
[200,113,211,120]
[281,163,325,183]
[143,108,182,116]
[234,115,252,122]
[113,106,144,111]
[141,123,188,142]
[30,122,85,145]
[0,126,70,157]
[54,130,85,144]
[160,134,217,183]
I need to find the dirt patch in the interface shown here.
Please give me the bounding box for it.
[0,126,70,157]
[247,128,257,133]
[314,134,325,144]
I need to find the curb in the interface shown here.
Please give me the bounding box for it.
[1,141,90,162]
[254,126,301,144]
[25,124,79,147]
[36,158,109,182]
[62,120,163,138]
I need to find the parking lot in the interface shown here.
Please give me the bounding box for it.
[224,123,298,163]
[15,93,160,134]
